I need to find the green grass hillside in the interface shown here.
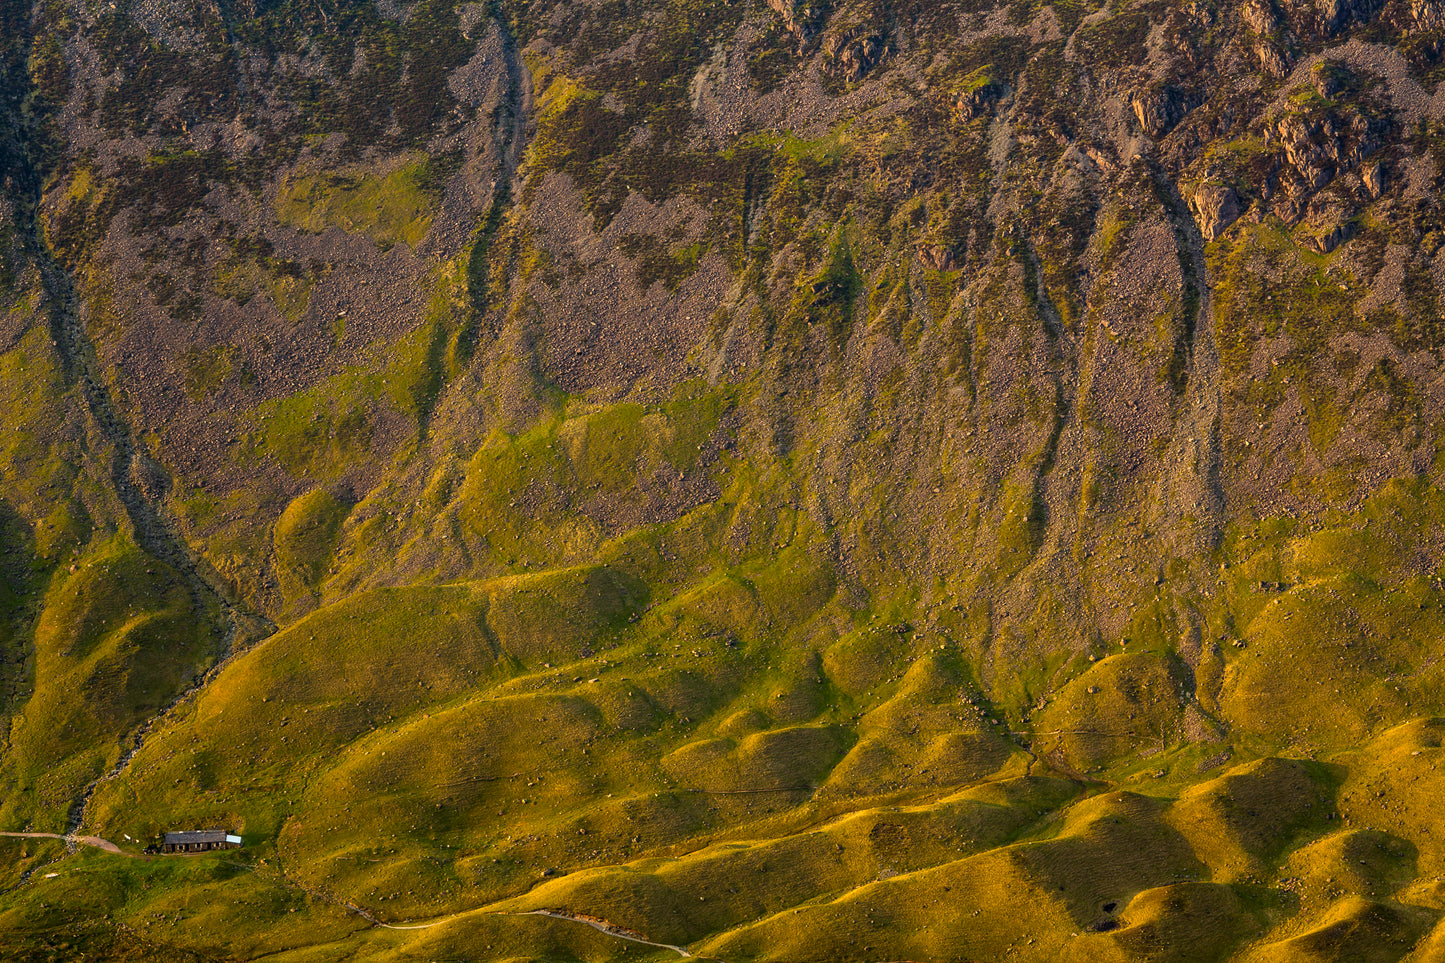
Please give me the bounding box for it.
[21,469,1442,960]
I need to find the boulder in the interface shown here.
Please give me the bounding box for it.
[1361,159,1385,198]
[826,30,889,83]
[916,244,957,271]
[1131,84,1200,139]
[1242,0,1281,32]
[1190,184,1243,241]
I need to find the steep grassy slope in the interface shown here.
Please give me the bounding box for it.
[2,0,1445,958]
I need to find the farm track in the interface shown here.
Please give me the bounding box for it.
[514,909,696,958]
[0,831,129,856]
[0,830,133,889]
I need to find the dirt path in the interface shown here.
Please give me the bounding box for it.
[4,833,719,963]
[373,916,450,930]
[515,909,694,958]
[0,831,130,856]
[337,900,453,931]
[336,903,698,956]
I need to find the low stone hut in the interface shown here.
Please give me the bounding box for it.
[161,830,242,853]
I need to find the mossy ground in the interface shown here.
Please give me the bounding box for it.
[275,159,440,253]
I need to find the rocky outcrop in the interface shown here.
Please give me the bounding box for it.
[1131,84,1201,139]
[1255,40,1292,77]
[1407,0,1445,29]
[1361,159,1386,198]
[955,80,1007,122]
[1242,0,1282,32]
[1279,0,1383,34]
[1300,198,1358,252]
[915,243,957,271]
[1266,106,1388,220]
[824,28,889,82]
[1190,183,1243,241]
[1316,0,1384,32]
[766,0,832,50]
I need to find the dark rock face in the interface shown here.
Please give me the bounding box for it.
[955,80,1007,122]
[1283,0,1385,34]
[766,0,833,49]
[826,29,890,82]
[1132,84,1202,139]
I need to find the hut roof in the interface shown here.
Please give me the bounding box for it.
[164,830,232,845]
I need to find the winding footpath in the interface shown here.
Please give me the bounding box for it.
[0,831,129,856]
[338,902,696,955]
[515,909,694,958]
[0,831,714,960]
[0,830,134,884]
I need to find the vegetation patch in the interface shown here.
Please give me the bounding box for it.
[276,159,440,250]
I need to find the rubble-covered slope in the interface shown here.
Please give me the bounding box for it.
[3,0,1445,959]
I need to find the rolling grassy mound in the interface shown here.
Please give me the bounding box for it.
[24,476,1445,960]
[6,407,1445,960]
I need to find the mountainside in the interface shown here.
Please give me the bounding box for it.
[3,0,1445,958]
